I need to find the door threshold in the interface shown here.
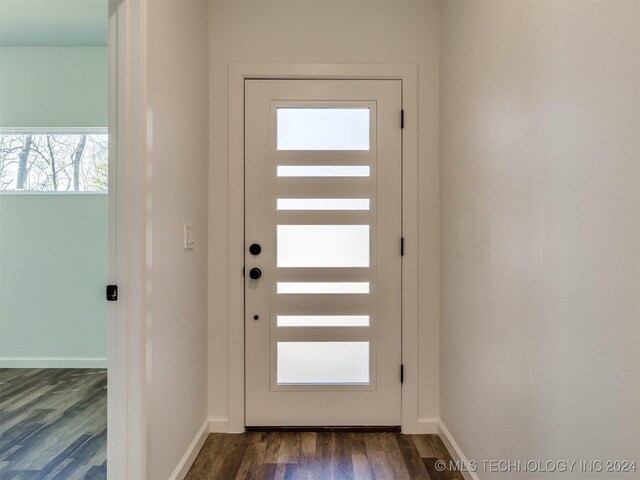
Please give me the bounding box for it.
[245,425,401,433]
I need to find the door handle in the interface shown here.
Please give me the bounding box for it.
[249,267,262,280]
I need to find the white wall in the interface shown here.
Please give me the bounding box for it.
[146,1,209,478]
[440,1,640,478]
[208,0,440,430]
[0,47,108,128]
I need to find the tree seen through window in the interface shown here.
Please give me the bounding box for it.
[0,134,108,192]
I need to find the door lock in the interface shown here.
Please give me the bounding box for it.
[106,285,118,301]
[249,243,262,255]
[249,267,262,280]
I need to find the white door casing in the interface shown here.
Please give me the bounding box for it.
[108,0,149,477]
[245,79,402,426]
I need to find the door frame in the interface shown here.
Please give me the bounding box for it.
[108,0,148,478]
[228,63,419,433]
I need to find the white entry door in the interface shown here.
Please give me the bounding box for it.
[245,79,402,426]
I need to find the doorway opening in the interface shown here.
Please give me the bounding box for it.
[0,1,111,477]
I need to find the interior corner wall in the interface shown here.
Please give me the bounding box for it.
[146,1,210,478]
[0,47,108,128]
[208,0,440,429]
[440,1,640,477]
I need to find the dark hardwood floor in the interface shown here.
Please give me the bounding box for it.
[1,370,463,479]
[185,431,465,480]
[0,368,107,480]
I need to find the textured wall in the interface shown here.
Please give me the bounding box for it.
[146,0,210,478]
[440,1,640,478]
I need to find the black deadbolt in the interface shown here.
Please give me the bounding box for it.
[249,267,262,280]
[249,243,262,255]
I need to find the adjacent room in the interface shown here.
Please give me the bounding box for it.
[0,1,109,478]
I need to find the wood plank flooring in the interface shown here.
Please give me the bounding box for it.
[0,368,107,480]
[185,432,465,480]
[1,369,464,479]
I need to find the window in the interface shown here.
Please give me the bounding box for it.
[277,224,370,268]
[0,133,108,192]
[276,108,370,151]
[277,342,370,384]
[276,165,370,177]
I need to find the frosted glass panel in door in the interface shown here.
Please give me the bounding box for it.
[277,282,370,294]
[277,108,370,151]
[277,315,370,327]
[277,225,369,268]
[277,342,370,384]
[277,198,370,211]
[277,165,370,177]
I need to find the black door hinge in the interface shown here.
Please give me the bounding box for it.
[106,285,118,302]
[401,110,405,129]
[401,237,405,256]
[243,267,245,277]
[401,364,404,383]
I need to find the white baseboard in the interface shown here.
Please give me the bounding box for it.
[438,420,480,480]
[209,417,230,433]
[0,357,108,368]
[168,419,210,480]
[417,417,439,434]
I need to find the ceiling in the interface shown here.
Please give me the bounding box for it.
[0,0,108,46]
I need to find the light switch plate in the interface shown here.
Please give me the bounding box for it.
[184,224,195,250]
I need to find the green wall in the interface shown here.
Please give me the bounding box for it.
[0,194,108,366]
[0,46,108,367]
[0,47,108,128]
